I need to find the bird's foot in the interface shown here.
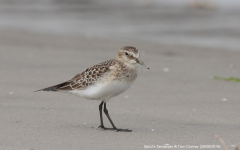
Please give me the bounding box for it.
[98,126,132,132]
[114,128,132,132]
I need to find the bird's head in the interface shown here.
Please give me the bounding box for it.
[116,46,149,69]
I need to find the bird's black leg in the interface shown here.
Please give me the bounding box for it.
[98,101,104,129]
[103,102,132,132]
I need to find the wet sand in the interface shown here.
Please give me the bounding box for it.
[1,29,240,150]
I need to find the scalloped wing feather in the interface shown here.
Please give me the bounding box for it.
[37,59,117,92]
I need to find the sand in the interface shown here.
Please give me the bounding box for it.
[0,29,240,150]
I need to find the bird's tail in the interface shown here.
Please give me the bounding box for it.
[34,81,70,92]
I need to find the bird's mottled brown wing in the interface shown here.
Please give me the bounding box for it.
[36,59,117,92]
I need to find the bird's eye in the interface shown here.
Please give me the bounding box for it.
[125,52,128,55]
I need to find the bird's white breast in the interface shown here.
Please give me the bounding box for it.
[68,80,132,102]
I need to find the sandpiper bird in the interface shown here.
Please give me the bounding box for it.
[36,46,149,132]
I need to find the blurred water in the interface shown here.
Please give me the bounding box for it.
[0,0,240,51]
[99,0,240,10]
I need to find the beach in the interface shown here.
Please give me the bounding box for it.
[0,1,240,150]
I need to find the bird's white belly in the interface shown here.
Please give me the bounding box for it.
[68,81,132,102]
